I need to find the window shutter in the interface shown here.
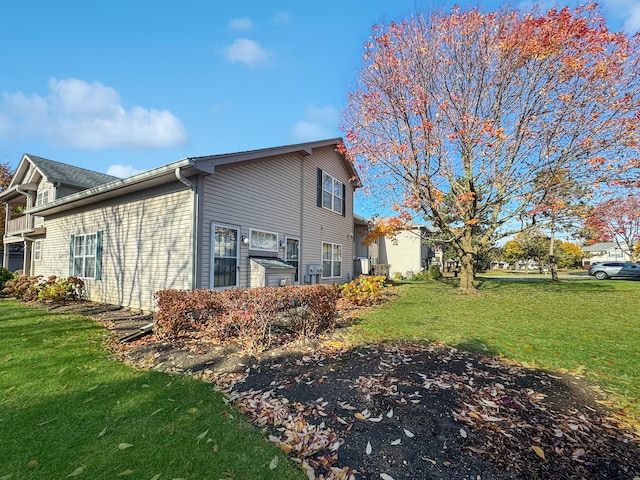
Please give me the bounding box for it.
[69,235,75,276]
[317,168,322,207]
[95,231,103,280]
[342,183,346,217]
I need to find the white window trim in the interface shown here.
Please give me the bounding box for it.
[322,242,342,279]
[249,228,279,252]
[36,190,50,207]
[321,171,344,215]
[73,233,98,279]
[33,240,42,261]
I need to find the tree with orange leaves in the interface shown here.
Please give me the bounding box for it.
[584,194,640,262]
[343,4,640,293]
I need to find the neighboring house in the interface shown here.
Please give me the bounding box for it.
[582,242,633,266]
[0,138,361,311]
[353,220,441,279]
[379,225,441,278]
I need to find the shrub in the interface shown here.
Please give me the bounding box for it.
[2,275,85,302]
[428,265,443,280]
[2,275,41,301]
[153,285,339,349]
[338,275,388,306]
[0,266,14,291]
[37,276,85,302]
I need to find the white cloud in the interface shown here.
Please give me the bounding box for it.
[224,38,272,69]
[0,78,188,149]
[273,11,291,23]
[229,17,253,31]
[106,164,144,178]
[291,104,340,142]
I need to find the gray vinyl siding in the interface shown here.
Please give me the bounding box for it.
[34,182,192,311]
[200,145,355,288]
[201,154,304,288]
[301,146,354,284]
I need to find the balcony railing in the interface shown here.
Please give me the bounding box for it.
[4,215,44,235]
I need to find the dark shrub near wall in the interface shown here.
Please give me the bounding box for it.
[154,284,339,349]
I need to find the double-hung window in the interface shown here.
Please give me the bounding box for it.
[69,232,103,279]
[322,242,342,278]
[33,240,42,261]
[36,190,49,206]
[317,168,345,216]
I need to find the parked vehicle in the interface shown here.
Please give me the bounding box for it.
[588,261,640,280]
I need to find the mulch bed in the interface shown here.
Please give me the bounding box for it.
[40,301,640,480]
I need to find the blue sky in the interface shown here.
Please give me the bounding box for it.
[1,0,639,217]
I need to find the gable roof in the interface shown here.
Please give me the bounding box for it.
[582,242,627,252]
[26,138,359,217]
[24,155,119,189]
[191,138,361,187]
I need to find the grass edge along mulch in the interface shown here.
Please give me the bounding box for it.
[346,277,640,430]
[0,298,305,480]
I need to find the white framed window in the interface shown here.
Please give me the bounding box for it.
[317,169,345,215]
[249,229,278,252]
[322,242,342,278]
[69,232,102,279]
[33,240,42,261]
[36,190,50,207]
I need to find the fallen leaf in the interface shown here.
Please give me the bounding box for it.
[117,469,134,476]
[118,443,133,450]
[67,465,86,477]
[460,428,467,438]
[368,415,383,422]
[188,407,198,414]
[390,438,401,445]
[269,455,279,470]
[422,457,437,465]
[150,475,161,480]
[27,460,38,468]
[354,412,367,421]
[380,474,395,480]
[98,427,107,438]
[531,445,546,461]
[366,441,372,455]
[403,428,415,438]
[196,429,209,443]
[572,448,586,460]
[387,409,394,418]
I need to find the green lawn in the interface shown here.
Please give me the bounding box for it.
[0,299,304,480]
[347,276,640,413]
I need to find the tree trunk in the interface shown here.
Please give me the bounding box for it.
[549,228,560,282]
[458,253,475,293]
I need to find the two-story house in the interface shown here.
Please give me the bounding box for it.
[1,138,361,311]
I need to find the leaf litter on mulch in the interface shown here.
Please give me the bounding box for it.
[56,301,640,480]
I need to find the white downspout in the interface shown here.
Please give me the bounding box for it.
[175,168,198,290]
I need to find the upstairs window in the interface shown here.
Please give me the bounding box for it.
[36,190,50,206]
[317,168,345,216]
